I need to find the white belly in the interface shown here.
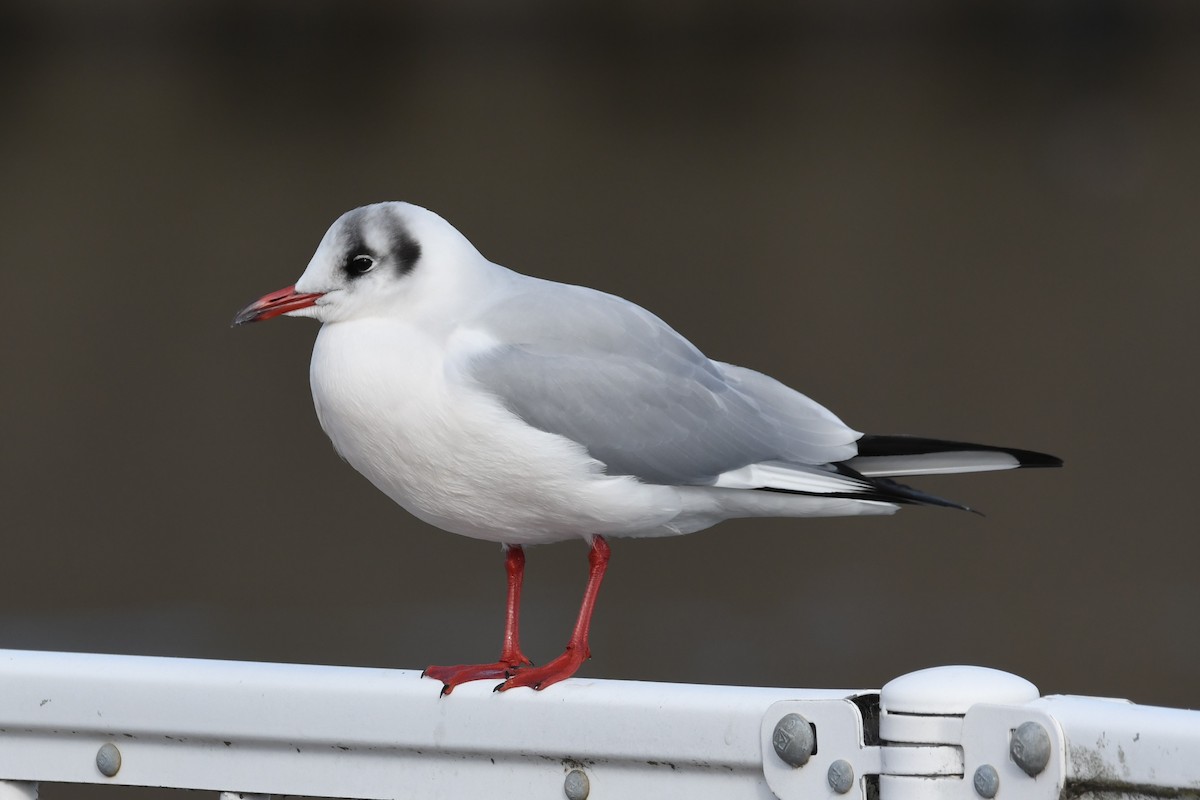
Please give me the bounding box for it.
[307,319,682,544]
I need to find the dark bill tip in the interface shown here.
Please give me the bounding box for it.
[232,285,322,327]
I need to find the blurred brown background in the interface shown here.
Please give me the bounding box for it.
[2,0,1198,723]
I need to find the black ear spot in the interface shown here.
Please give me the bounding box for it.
[394,231,422,276]
[344,254,376,277]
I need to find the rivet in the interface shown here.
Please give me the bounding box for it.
[96,742,122,777]
[772,713,815,767]
[973,764,1000,798]
[564,768,590,800]
[1010,721,1051,777]
[828,759,854,793]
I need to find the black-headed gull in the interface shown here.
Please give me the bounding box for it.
[234,202,1061,694]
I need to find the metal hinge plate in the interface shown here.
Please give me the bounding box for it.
[761,699,1065,800]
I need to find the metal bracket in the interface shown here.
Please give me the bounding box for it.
[762,696,881,800]
[958,705,1064,800]
[761,698,1065,800]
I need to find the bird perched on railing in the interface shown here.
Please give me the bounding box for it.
[234,202,1061,696]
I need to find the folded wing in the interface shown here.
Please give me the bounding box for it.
[467,279,1061,510]
[467,282,860,485]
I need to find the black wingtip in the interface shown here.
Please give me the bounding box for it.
[754,466,979,513]
[869,476,975,513]
[1021,451,1064,469]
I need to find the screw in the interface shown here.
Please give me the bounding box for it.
[1010,721,1051,777]
[564,768,590,800]
[973,764,1000,798]
[772,713,815,767]
[828,759,854,794]
[96,742,122,777]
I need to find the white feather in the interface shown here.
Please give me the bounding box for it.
[847,451,1021,477]
[713,461,872,494]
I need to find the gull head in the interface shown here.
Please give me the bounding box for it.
[232,202,479,326]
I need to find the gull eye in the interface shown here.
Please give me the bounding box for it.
[346,254,376,276]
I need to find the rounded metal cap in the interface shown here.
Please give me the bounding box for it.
[882,666,1039,715]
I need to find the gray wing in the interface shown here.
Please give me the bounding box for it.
[467,280,860,485]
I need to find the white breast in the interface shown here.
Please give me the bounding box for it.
[307,318,682,544]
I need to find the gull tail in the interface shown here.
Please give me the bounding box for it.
[833,434,1063,514]
[722,436,1060,515]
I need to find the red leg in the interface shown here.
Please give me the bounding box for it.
[498,536,611,692]
[423,545,534,696]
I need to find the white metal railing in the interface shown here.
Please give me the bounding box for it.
[0,648,1197,799]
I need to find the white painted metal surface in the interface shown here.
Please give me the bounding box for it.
[0,648,847,799]
[1,650,1198,799]
[759,665,1199,800]
[1031,694,1200,794]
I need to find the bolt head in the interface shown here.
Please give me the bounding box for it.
[1010,721,1052,777]
[96,742,122,777]
[827,759,855,794]
[772,713,815,767]
[973,764,1000,798]
[563,768,590,800]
